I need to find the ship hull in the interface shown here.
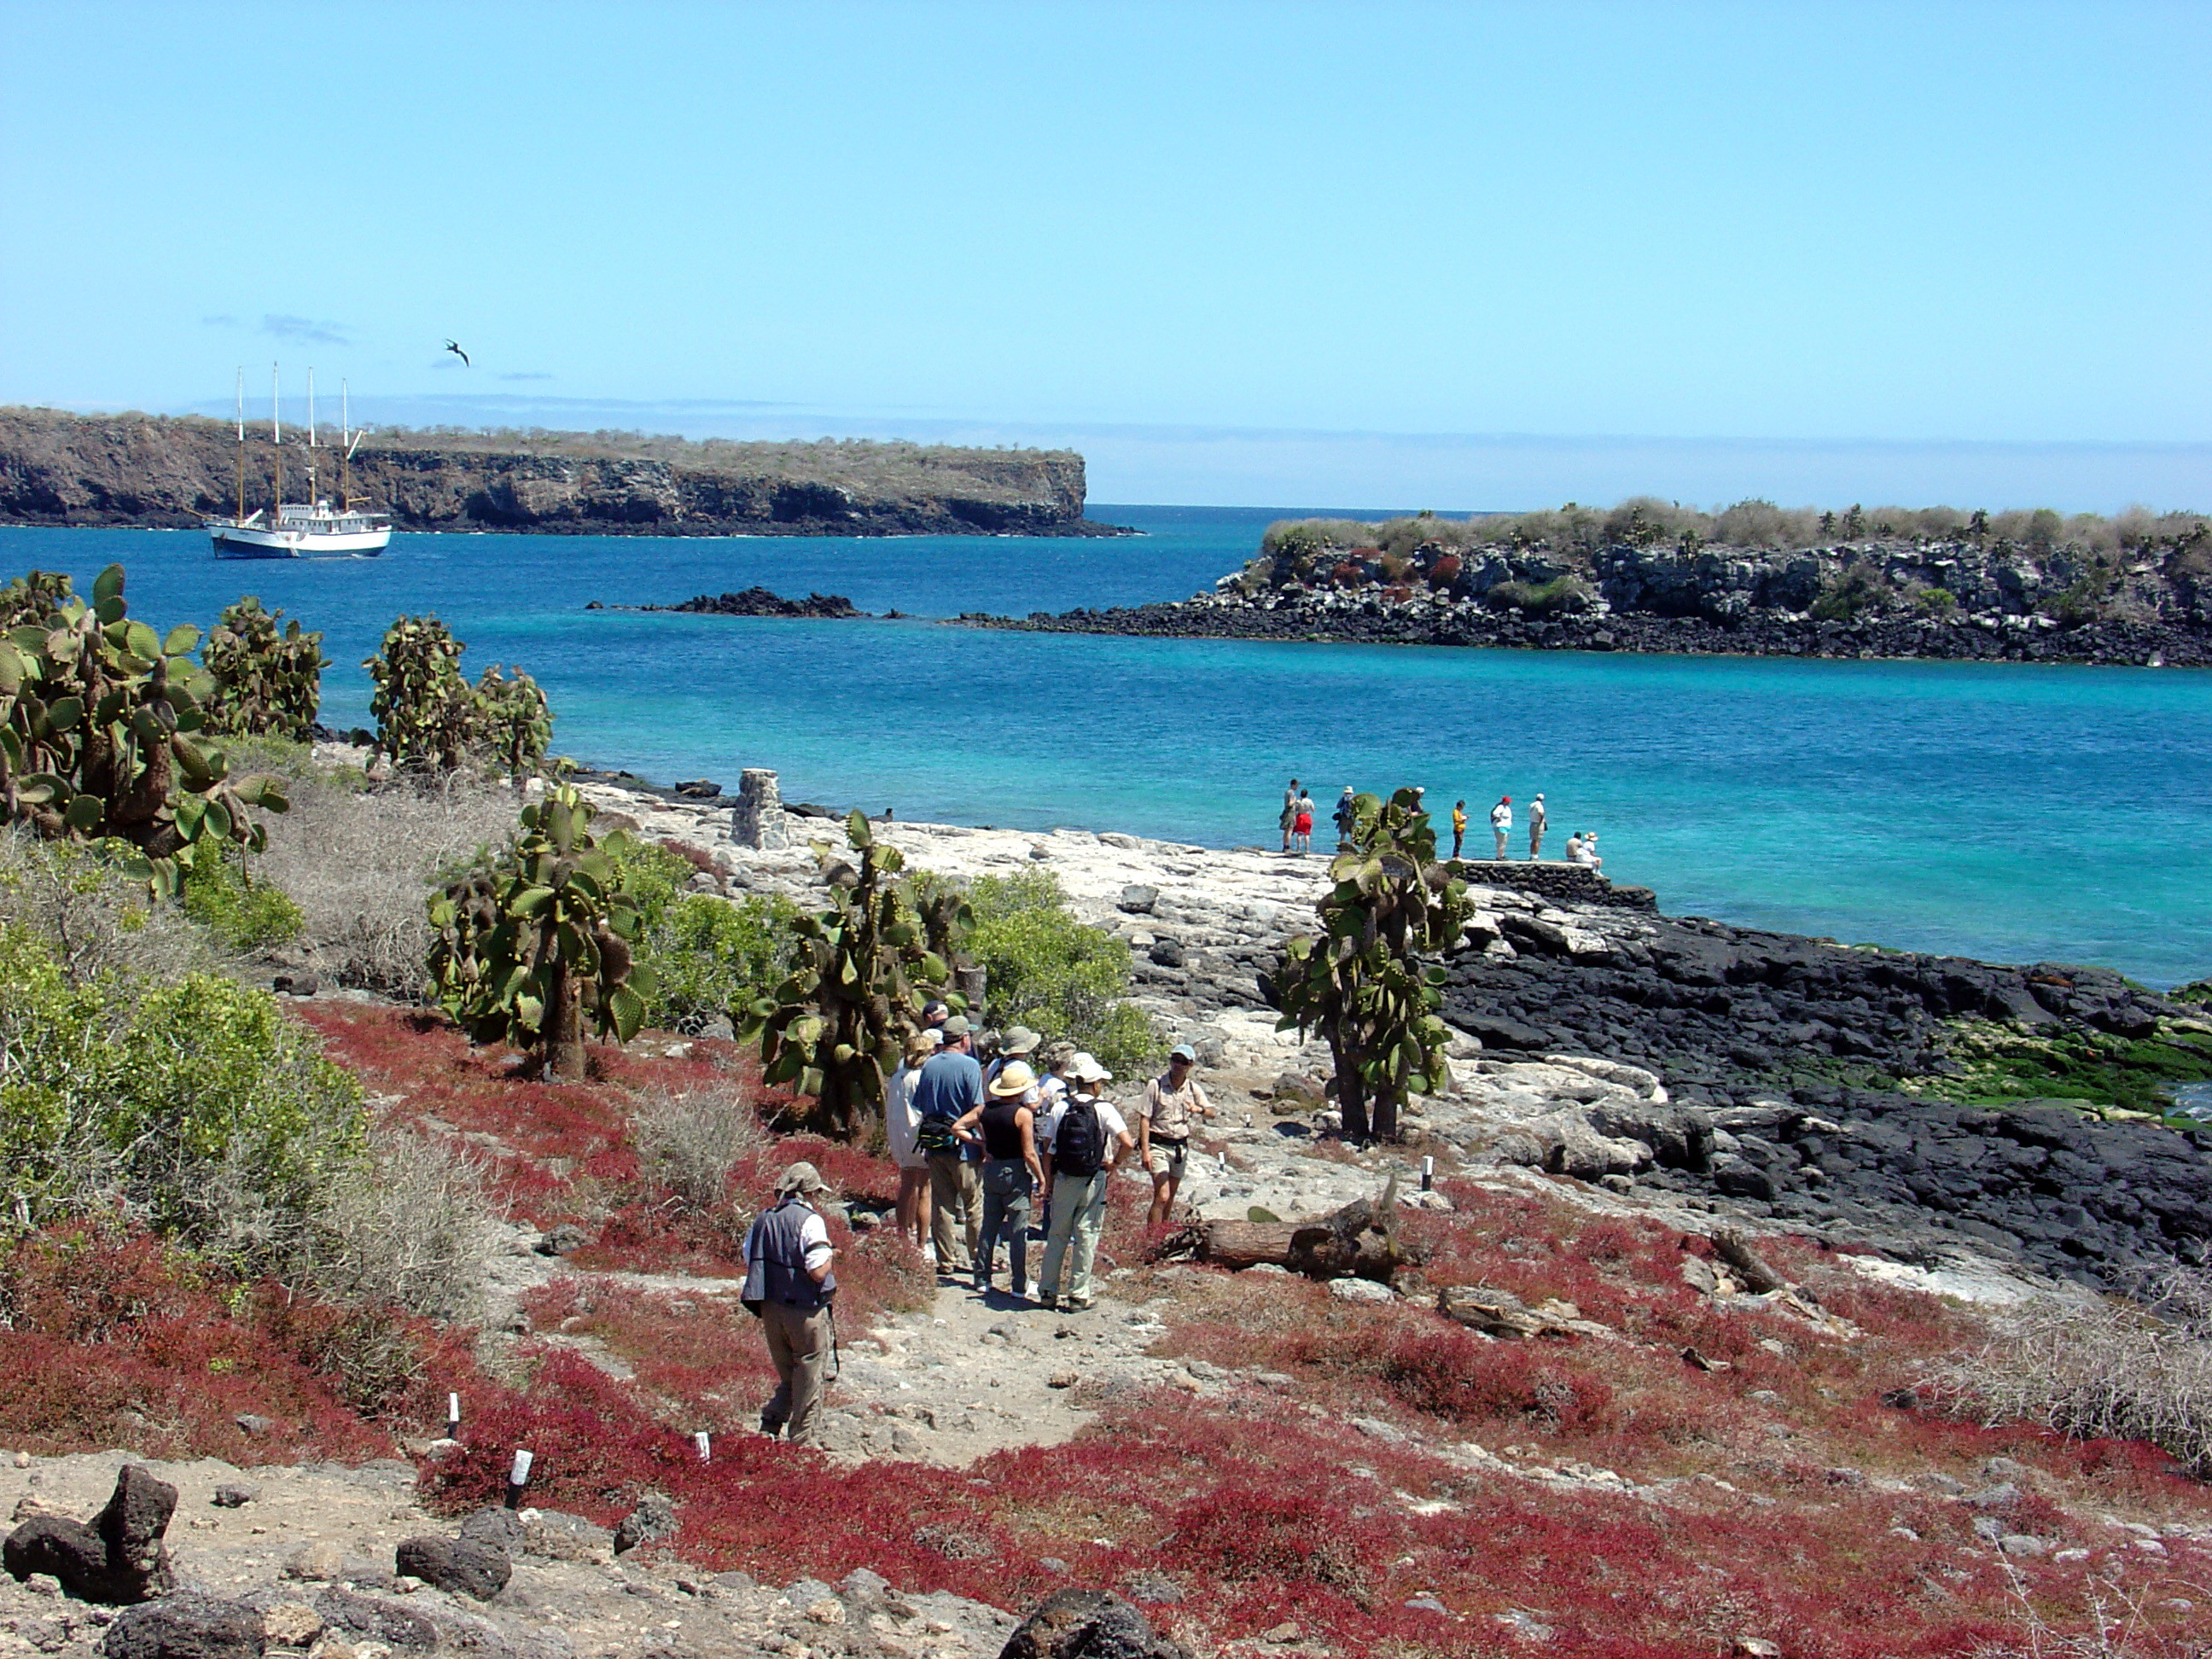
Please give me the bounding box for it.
[207,522,390,559]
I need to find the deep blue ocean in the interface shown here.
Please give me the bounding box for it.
[4,507,2209,989]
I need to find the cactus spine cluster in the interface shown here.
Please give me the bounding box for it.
[201,597,328,742]
[427,781,656,1075]
[1269,787,1472,1143]
[0,565,288,894]
[748,811,970,1140]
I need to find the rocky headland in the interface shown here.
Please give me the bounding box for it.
[975,508,2212,665]
[0,410,1126,538]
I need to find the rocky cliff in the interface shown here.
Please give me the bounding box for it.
[0,409,1121,537]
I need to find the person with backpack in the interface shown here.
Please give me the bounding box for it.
[742,1161,838,1446]
[951,1059,1046,1300]
[1034,1052,1135,1312]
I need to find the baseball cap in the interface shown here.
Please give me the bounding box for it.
[940,1014,971,1039]
[776,1161,830,1196]
[1068,1052,1114,1083]
[1169,1043,1196,1062]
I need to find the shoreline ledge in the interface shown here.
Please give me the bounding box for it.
[963,597,2212,667]
[552,762,2212,1296]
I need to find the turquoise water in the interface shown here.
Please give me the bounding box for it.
[3,509,2209,988]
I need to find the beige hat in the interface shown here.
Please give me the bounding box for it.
[776,1161,830,1196]
[1000,1026,1041,1055]
[1068,1051,1113,1084]
[987,1060,1039,1097]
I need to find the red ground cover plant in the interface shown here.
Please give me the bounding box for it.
[0,1223,486,1463]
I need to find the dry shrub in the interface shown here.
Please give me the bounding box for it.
[628,1080,765,1214]
[259,771,515,992]
[1932,1268,2212,1475]
[308,1124,498,1322]
[0,830,217,983]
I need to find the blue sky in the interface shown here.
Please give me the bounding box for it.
[3,1,2207,509]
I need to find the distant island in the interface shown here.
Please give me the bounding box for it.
[974,498,2212,666]
[0,407,1130,537]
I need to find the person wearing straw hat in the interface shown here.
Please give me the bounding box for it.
[952,1059,1046,1299]
[742,1162,838,1446]
[1035,1053,1135,1312]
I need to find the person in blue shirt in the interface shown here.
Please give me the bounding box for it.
[912,1016,984,1273]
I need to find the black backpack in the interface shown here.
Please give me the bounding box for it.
[1054,1097,1103,1178]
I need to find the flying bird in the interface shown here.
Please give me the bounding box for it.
[444,340,470,366]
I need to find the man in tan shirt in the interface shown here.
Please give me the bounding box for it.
[1140,1044,1212,1228]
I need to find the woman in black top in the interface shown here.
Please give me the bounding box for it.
[953,1061,1047,1300]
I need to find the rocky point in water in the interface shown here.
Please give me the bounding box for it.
[645,587,864,618]
[971,513,2212,666]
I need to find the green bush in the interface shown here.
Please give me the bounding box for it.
[642,891,801,1034]
[1485,575,1592,616]
[964,867,1161,1077]
[0,924,366,1260]
[598,836,800,1030]
[179,845,305,952]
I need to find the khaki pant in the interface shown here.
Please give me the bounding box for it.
[760,1301,833,1446]
[927,1153,980,1271]
[1038,1169,1109,1306]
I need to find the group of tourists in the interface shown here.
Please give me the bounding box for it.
[740,1016,1215,1447]
[1284,778,1604,869]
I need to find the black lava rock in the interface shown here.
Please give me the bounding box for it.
[997,1588,1194,1659]
[393,1535,511,1600]
[102,1595,265,1659]
[4,1464,177,1604]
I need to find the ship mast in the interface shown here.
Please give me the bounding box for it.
[234,367,247,524]
[270,363,282,517]
[340,381,350,512]
[306,368,318,509]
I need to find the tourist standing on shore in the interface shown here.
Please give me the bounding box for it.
[914,1016,984,1273]
[885,1033,934,1260]
[742,1162,837,1447]
[952,1062,1046,1299]
[1036,1054,1134,1312]
[1142,1044,1212,1228]
[1334,786,1358,850]
[1280,778,1301,852]
[1293,789,1315,854]
[1490,795,1513,859]
[1451,800,1467,860]
[1528,793,1548,860]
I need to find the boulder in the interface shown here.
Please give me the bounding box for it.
[393,1535,511,1600]
[4,1464,177,1604]
[311,1590,436,1651]
[614,1493,678,1554]
[996,1588,1194,1659]
[102,1596,265,1659]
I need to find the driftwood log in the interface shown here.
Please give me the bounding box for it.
[1157,1180,1403,1284]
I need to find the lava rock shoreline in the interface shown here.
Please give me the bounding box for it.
[969,596,2212,667]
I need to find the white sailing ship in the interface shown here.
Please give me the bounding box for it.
[207,366,391,559]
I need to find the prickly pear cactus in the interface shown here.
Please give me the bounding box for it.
[0,563,288,894]
[472,665,551,786]
[365,615,477,771]
[1269,787,1471,1144]
[201,597,328,742]
[746,811,966,1139]
[426,780,656,1074]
